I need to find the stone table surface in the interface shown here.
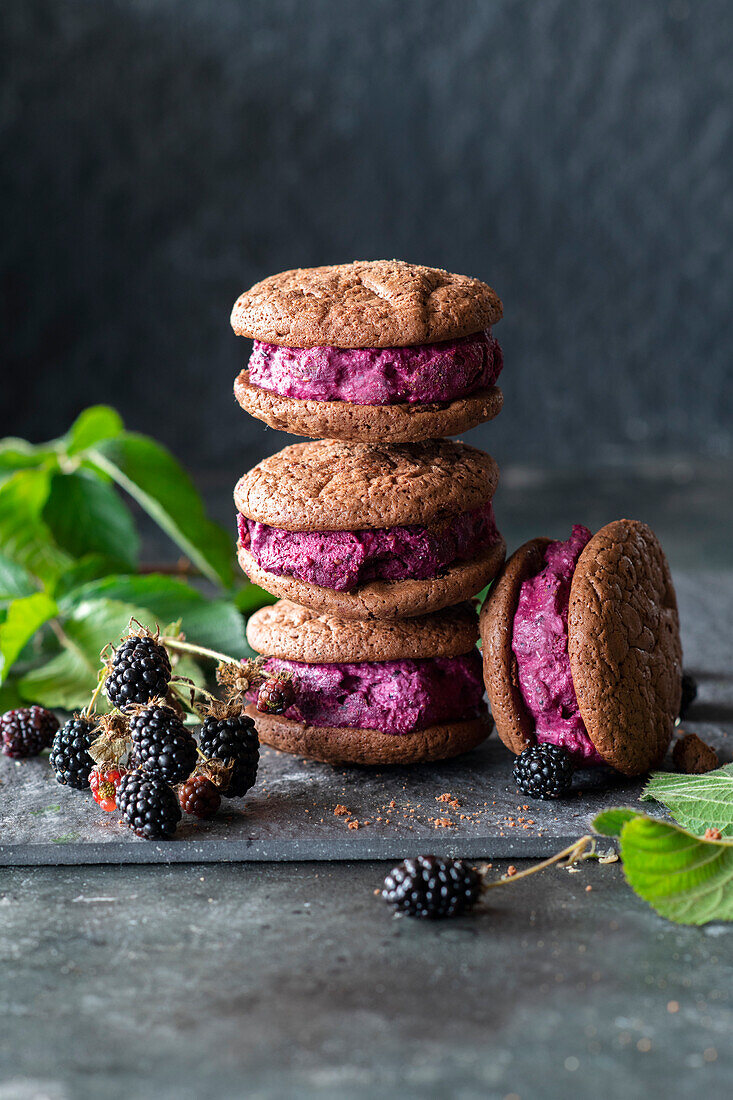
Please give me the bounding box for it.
[1,468,732,1099]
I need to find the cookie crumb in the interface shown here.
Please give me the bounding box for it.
[334,804,349,816]
[433,817,453,828]
[506,865,517,877]
[672,733,718,774]
[347,820,360,830]
[667,1000,680,1013]
[585,885,592,892]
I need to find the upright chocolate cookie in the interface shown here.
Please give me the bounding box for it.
[233,370,503,444]
[247,599,480,663]
[568,519,682,775]
[234,438,498,531]
[231,260,502,348]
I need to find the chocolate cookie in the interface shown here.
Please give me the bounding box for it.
[234,438,498,531]
[238,537,506,621]
[480,521,682,776]
[231,260,502,348]
[233,370,504,443]
[247,599,480,663]
[247,708,491,766]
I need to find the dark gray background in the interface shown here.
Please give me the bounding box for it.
[2,0,732,473]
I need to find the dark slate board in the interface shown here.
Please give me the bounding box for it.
[0,573,730,864]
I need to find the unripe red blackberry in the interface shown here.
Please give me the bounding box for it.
[256,675,295,715]
[1,706,59,758]
[178,776,221,819]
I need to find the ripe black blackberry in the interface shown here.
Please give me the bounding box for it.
[105,634,171,709]
[178,775,221,819]
[129,703,197,784]
[199,713,259,797]
[513,743,574,800]
[1,706,59,758]
[50,716,96,789]
[256,674,295,715]
[383,855,481,919]
[680,671,698,719]
[117,771,181,839]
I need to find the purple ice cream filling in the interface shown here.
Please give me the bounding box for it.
[238,502,500,592]
[255,650,486,735]
[247,329,503,406]
[512,525,604,764]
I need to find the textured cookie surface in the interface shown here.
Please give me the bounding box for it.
[238,537,506,620]
[247,705,492,765]
[479,539,551,754]
[569,519,682,776]
[230,260,503,348]
[234,439,499,531]
[234,371,503,443]
[247,599,480,663]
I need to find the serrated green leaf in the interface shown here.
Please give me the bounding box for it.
[51,555,133,599]
[87,434,234,589]
[0,552,37,605]
[0,593,58,684]
[64,405,124,456]
[234,582,277,615]
[592,808,640,837]
[0,438,60,479]
[18,597,155,710]
[0,677,24,711]
[59,573,246,657]
[642,766,733,838]
[42,470,139,569]
[0,469,72,582]
[617,815,733,925]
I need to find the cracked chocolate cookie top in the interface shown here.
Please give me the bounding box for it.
[247,599,480,663]
[234,438,499,531]
[230,260,503,348]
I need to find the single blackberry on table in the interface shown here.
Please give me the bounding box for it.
[383,855,481,919]
[256,674,295,715]
[1,706,59,758]
[129,704,197,784]
[199,713,259,797]
[513,743,574,800]
[105,634,171,709]
[50,716,96,789]
[679,671,698,719]
[178,775,221,819]
[117,771,181,839]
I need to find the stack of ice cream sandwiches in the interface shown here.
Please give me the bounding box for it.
[231,260,683,776]
[231,260,507,764]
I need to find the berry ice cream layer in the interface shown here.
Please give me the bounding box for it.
[238,502,500,592]
[258,650,486,735]
[247,329,503,406]
[512,525,604,764]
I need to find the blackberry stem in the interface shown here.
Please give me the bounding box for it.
[480,834,595,892]
[161,638,236,665]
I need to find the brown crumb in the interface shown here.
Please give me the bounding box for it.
[585,885,593,892]
[704,827,723,841]
[667,1000,680,1014]
[506,865,517,876]
[347,820,360,830]
[672,733,718,775]
[436,793,452,803]
[434,817,453,828]
[334,804,350,816]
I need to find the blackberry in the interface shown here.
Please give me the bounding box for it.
[178,776,221,819]
[382,855,481,919]
[105,634,171,709]
[513,743,574,800]
[680,671,698,719]
[117,771,181,839]
[50,716,96,789]
[129,704,197,784]
[199,713,259,797]
[256,675,295,715]
[1,706,59,758]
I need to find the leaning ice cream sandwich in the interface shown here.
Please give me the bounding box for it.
[231,260,503,443]
[245,599,491,765]
[235,438,505,620]
[480,520,682,776]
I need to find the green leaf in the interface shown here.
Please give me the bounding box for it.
[642,766,733,838]
[615,814,733,925]
[18,597,154,710]
[234,582,277,615]
[592,808,640,838]
[60,574,247,657]
[0,677,24,711]
[42,470,139,569]
[0,469,72,582]
[0,552,37,604]
[0,437,59,479]
[64,405,124,456]
[0,593,58,684]
[51,555,133,599]
[87,434,234,589]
